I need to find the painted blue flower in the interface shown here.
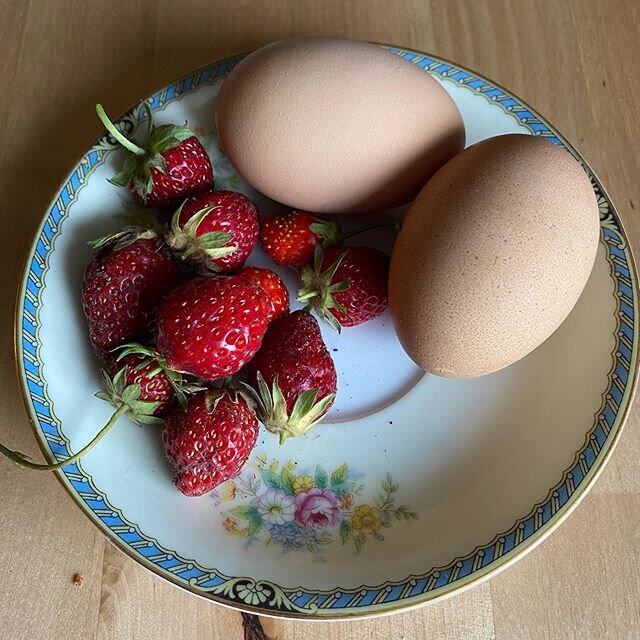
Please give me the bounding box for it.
[296,527,320,545]
[268,523,305,550]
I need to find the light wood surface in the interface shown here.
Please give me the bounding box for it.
[0,1,638,638]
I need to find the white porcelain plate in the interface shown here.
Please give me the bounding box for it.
[15,47,638,619]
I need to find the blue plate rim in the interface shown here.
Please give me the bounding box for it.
[13,45,639,619]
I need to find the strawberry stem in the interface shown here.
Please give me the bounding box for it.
[339,220,398,242]
[142,101,155,139]
[96,104,146,157]
[0,403,129,471]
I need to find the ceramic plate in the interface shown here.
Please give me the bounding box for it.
[15,46,637,619]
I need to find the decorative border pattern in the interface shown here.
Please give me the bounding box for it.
[15,49,638,617]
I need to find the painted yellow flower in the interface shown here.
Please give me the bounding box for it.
[351,505,382,534]
[222,516,239,532]
[219,481,236,502]
[292,475,314,495]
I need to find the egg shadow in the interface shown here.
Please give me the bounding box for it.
[402,247,617,561]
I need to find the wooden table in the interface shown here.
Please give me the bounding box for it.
[1,1,638,638]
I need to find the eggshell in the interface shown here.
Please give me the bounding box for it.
[388,134,600,378]
[216,37,465,213]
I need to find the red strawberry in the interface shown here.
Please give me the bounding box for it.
[96,103,213,208]
[247,311,337,443]
[238,266,290,323]
[165,190,258,274]
[82,230,181,363]
[259,211,339,269]
[163,389,259,496]
[0,355,173,471]
[156,275,271,380]
[298,246,389,330]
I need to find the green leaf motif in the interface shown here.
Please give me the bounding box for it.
[229,505,260,521]
[353,531,366,553]
[330,463,348,488]
[340,520,352,544]
[245,515,264,537]
[315,467,328,489]
[261,469,283,490]
[332,483,348,497]
[280,466,295,495]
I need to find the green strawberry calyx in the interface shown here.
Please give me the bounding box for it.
[203,387,255,415]
[95,367,164,426]
[308,218,341,247]
[243,372,335,444]
[87,226,158,252]
[296,246,351,332]
[164,201,236,273]
[96,102,196,203]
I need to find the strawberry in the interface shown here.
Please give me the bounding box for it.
[82,229,181,363]
[298,246,389,330]
[155,275,271,380]
[238,266,289,323]
[246,311,337,443]
[111,353,176,418]
[259,211,339,269]
[163,389,259,496]
[0,354,174,471]
[165,190,258,274]
[96,103,213,208]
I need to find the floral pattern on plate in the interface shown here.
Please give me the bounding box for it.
[215,454,418,554]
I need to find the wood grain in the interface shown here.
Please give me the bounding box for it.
[0,1,638,639]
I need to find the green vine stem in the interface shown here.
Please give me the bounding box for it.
[95,104,146,156]
[0,403,128,471]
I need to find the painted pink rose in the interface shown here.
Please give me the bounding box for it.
[294,487,341,529]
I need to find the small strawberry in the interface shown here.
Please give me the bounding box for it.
[259,211,339,269]
[112,353,176,418]
[165,190,259,274]
[298,246,389,330]
[238,266,290,323]
[114,343,206,410]
[96,103,213,208]
[163,388,259,496]
[246,311,337,443]
[0,355,173,471]
[82,229,181,363]
[156,275,271,380]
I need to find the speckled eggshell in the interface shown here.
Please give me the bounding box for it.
[215,37,465,214]
[389,134,600,378]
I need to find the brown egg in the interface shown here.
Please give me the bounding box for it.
[389,134,600,378]
[216,37,465,214]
